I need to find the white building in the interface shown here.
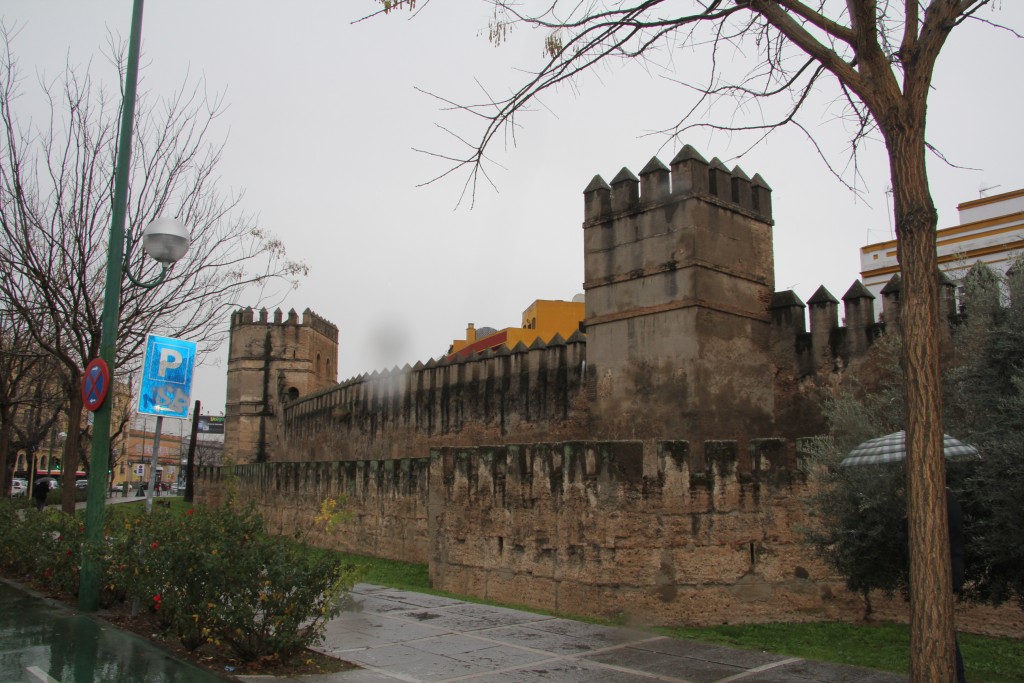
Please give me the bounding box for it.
[860,187,1024,301]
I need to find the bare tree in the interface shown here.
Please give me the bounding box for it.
[0,308,65,495]
[370,0,1019,679]
[192,439,224,468]
[0,29,307,513]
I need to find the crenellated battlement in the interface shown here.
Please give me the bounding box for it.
[302,308,339,343]
[583,145,773,226]
[229,306,339,343]
[771,273,958,380]
[282,332,588,461]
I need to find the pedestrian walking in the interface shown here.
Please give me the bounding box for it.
[32,478,49,511]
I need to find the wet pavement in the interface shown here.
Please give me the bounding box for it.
[0,574,907,683]
[0,580,229,682]
[236,584,907,683]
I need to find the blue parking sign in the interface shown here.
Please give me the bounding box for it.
[138,335,196,418]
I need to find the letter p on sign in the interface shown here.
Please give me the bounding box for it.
[158,348,183,377]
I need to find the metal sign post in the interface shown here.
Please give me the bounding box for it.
[145,417,163,513]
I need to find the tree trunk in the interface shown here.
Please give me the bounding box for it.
[888,127,956,682]
[61,388,84,513]
[0,406,11,496]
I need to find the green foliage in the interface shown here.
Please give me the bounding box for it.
[332,551,430,591]
[0,499,362,663]
[214,540,358,661]
[809,261,1024,611]
[944,263,1024,608]
[0,502,84,595]
[114,502,361,660]
[660,621,1024,681]
[807,461,910,612]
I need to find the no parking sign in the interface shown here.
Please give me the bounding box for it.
[138,335,196,419]
[82,358,110,411]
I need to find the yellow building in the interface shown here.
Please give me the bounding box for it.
[13,379,132,485]
[447,298,585,359]
[118,415,188,490]
[861,187,1024,300]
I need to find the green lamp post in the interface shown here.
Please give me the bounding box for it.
[78,0,191,612]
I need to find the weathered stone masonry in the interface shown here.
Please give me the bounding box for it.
[425,439,852,625]
[199,457,431,564]
[197,436,859,625]
[202,146,948,626]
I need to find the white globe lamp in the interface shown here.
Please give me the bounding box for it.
[142,217,190,264]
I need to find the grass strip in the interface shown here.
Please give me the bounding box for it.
[660,621,1024,682]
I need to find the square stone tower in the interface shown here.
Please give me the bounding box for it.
[224,307,339,463]
[582,147,776,442]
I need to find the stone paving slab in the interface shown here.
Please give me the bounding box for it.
[442,643,553,670]
[469,623,606,657]
[340,644,503,682]
[347,595,428,615]
[440,603,553,626]
[627,637,787,668]
[584,646,748,682]
[456,658,644,683]
[398,634,502,658]
[309,585,908,683]
[359,588,466,610]
[331,613,452,642]
[393,610,501,633]
[518,618,651,646]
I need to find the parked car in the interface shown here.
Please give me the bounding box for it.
[75,479,88,490]
[11,479,27,496]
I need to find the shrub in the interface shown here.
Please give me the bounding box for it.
[213,537,360,661]
[806,458,910,615]
[0,502,85,595]
[0,497,361,661]
[117,501,361,659]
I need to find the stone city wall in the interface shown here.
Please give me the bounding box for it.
[426,439,860,625]
[195,458,430,564]
[195,437,870,626]
[281,335,589,461]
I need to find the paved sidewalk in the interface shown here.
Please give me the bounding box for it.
[0,580,230,683]
[240,584,906,683]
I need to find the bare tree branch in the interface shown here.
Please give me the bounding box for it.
[0,26,307,510]
[368,1,1017,679]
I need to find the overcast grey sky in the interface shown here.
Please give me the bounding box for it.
[4,1,1023,417]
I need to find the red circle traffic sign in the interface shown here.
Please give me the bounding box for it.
[82,358,111,412]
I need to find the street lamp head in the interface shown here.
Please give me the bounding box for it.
[142,217,190,264]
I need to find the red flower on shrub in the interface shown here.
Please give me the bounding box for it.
[150,541,159,550]
[186,509,194,516]
[65,550,73,557]
[153,594,162,611]
[43,569,52,578]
